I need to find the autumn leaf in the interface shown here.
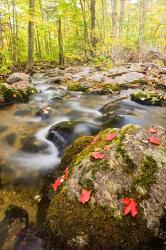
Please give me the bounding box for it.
[79,189,92,205]
[148,136,160,145]
[106,132,118,141]
[121,197,138,217]
[148,128,157,133]
[64,167,69,180]
[104,145,110,151]
[91,152,106,160]
[52,178,62,192]
[13,93,17,98]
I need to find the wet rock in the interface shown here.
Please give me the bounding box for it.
[47,125,166,249]
[4,133,17,145]
[0,125,8,133]
[14,108,32,117]
[0,205,28,250]
[131,90,166,106]
[37,106,52,120]
[115,72,146,85]
[46,76,64,84]
[47,121,98,153]
[21,136,49,153]
[7,73,31,84]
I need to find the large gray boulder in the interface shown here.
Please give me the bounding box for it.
[47,124,166,249]
[7,73,31,84]
[115,72,145,85]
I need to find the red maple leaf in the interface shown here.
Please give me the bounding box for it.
[64,167,69,180]
[106,132,118,141]
[104,145,110,151]
[121,197,138,217]
[148,136,160,145]
[52,178,62,192]
[91,152,106,160]
[79,189,92,205]
[148,128,157,133]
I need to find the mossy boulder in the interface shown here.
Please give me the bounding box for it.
[131,90,166,106]
[0,82,37,106]
[47,125,166,249]
[68,83,89,92]
[68,82,120,95]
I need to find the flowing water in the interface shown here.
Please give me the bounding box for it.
[0,75,166,248]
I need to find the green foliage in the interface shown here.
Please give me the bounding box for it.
[0,0,165,67]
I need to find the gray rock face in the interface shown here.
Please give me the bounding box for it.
[115,72,145,85]
[7,73,31,84]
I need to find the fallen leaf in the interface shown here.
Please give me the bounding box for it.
[64,167,69,180]
[148,128,157,133]
[148,136,160,145]
[52,178,62,192]
[13,93,16,98]
[106,132,118,141]
[104,145,110,151]
[91,152,106,159]
[121,197,138,217]
[79,189,92,205]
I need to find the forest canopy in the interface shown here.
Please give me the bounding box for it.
[0,0,166,72]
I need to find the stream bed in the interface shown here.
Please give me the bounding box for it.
[0,75,166,249]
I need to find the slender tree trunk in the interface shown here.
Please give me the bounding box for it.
[26,0,35,73]
[119,0,125,38]
[58,17,64,67]
[139,0,146,50]
[0,13,3,49]
[111,0,118,59]
[101,0,106,39]
[80,0,89,52]
[90,0,96,53]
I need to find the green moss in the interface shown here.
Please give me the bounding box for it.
[131,91,166,106]
[47,192,158,249]
[0,83,37,106]
[134,156,158,192]
[132,79,148,85]
[60,135,93,168]
[68,83,89,92]
[103,83,120,92]
[115,125,137,173]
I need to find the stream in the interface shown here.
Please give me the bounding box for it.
[0,74,166,248]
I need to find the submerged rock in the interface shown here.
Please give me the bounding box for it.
[47,125,166,249]
[47,121,98,153]
[131,90,166,106]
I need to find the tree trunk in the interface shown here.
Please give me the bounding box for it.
[119,0,125,38]
[58,17,64,67]
[111,0,118,59]
[90,0,96,53]
[80,0,89,54]
[0,13,3,49]
[26,0,35,73]
[139,0,146,49]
